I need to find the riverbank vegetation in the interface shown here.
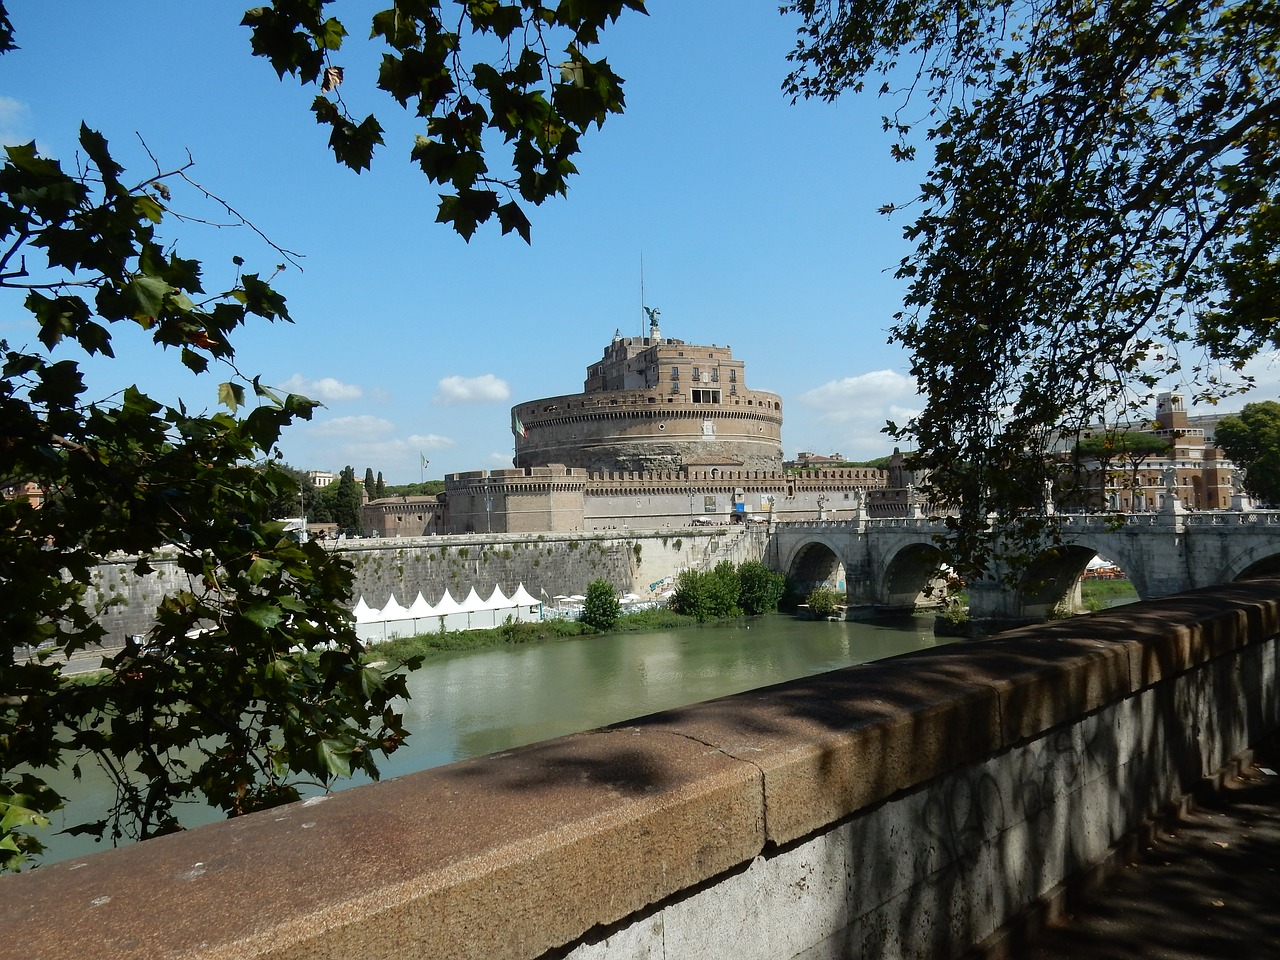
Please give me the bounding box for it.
[804,588,843,619]
[368,560,790,666]
[1081,578,1139,612]
[367,607,702,667]
[669,560,788,622]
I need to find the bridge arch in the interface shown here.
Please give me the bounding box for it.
[1012,545,1101,619]
[784,539,847,599]
[877,541,949,612]
[1225,544,1280,582]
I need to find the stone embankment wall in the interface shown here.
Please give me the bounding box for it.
[341,527,765,607]
[13,579,1279,960]
[84,528,768,644]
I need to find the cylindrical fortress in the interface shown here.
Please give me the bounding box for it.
[511,331,783,473]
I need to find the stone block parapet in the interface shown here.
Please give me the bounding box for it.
[7,579,1279,960]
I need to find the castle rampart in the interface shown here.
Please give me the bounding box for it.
[512,331,784,474]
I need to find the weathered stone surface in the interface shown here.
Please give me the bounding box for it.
[616,659,1002,846]
[2,730,763,960]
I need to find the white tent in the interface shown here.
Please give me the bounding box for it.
[351,583,547,639]
[430,589,468,633]
[508,583,543,622]
[407,592,433,617]
[379,593,417,640]
[352,597,380,623]
[458,586,495,630]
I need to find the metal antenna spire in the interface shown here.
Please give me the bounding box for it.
[639,253,646,338]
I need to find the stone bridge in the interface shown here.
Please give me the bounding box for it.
[769,505,1280,624]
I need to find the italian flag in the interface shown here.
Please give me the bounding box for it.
[512,412,527,439]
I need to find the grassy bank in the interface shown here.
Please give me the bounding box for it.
[1080,578,1139,610]
[368,607,700,667]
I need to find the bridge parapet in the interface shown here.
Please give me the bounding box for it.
[1184,509,1280,526]
[7,582,1279,960]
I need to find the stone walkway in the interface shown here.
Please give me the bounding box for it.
[1005,740,1280,959]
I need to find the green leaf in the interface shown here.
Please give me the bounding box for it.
[244,603,284,629]
[248,557,282,583]
[497,200,532,243]
[134,193,165,224]
[317,739,352,778]
[129,275,172,318]
[218,381,246,411]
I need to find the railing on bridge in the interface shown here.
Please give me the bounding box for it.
[776,508,1280,530]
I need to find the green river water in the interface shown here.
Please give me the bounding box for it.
[35,614,955,866]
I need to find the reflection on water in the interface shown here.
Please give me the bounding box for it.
[35,615,950,866]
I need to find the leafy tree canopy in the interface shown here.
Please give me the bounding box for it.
[1075,430,1171,460]
[240,0,645,241]
[784,0,1280,574]
[0,0,642,869]
[1215,400,1280,505]
[384,479,447,497]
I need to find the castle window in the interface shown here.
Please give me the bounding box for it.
[671,366,679,380]
[691,389,721,404]
[711,368,719,382]
[693,367,700,381]
[729,369,737,382]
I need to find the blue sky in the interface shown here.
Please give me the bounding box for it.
[2,2,1274,483]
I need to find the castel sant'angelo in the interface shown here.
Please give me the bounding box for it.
[364,311,913,537]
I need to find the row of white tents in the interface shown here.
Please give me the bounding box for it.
[352,584,543,642]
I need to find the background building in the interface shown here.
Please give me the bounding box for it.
[364,321,893,537]
[511,316,784,474]
[1064,392,1239,510]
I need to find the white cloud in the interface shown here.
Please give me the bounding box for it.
[330,434,457,474]
[342,433,455,460]
[434,374,510,406]
[797,370,919,425]
[407,433,456,451]
[793,370,922,460]
[311,415,394,437]
[278,374,363,402]
[0,95,30,147]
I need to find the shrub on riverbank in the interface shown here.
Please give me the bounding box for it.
[805,588,842,619]
[671,561,742,622]
[581,579,621,632]
[738,561,787,616]
[670,559,789,622]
